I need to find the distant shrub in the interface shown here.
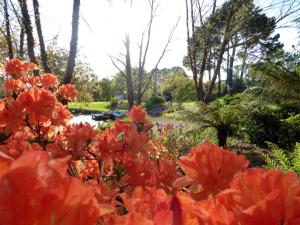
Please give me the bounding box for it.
[110,97,118,108]
[145,95,166,111]
[243,103,300,150]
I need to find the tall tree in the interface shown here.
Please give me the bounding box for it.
[110,34,135,109]
[8,0,25,58]
[3,0,14,59]
[136,0,155,105]
[124,34,135,108]
[63,0,80,84]
[19,0,38,67]
[32,0,51,73]
[185,0,276,102]
[110,0,177,108]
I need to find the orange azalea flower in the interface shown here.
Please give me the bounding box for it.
[40,73,58,89]
[50,102,73,127]
[0,131,42,158]
[57,84,78,101]
[174,141,249,200]
[0,99,25,134]
[63,122,97,160]
[5,59,24,76]
[93,119,151,171]
[0,151,13,178]
[5,59,36,77]
[191,196,237,225]
[18,87,57,124]
[128,105,149,124]
[4,79,24,94]
[104,187,174,225]
[213,168,300,225]
[0,150,101,225]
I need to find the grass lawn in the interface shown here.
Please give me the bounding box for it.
[182,102,197,107]
[69,102,111,111]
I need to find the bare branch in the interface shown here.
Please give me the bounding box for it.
[109,55,126,77]
[142,17,180,95]
[153,17,180,71]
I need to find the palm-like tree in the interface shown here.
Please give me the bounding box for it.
[178,98,243,146]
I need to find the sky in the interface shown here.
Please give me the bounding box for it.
[37,0,299,79]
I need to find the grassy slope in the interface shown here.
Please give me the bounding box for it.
[182,102,197,107]
[69,102,111,111]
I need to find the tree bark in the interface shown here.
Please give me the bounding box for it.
[63,0,80,84]
[240,47,247,79]
[217,70,221,96]
[4,0,14,59]
[32,0,51,73]
[19,0,38,68]
[217,128,228,147]
[125,34,135,109]
[19,27,25,59]
[204,36,229,102]
[227,45,236,95]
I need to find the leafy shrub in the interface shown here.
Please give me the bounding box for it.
[109,96,118,108]
[243,104,300,150]
[145,95,166,110]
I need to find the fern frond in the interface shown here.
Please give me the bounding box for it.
[263,153,280,169]
[266,142,291,172]
[292,143,300,176]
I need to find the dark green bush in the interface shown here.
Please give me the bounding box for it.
[145,95,166,110]
[243,103,300,150]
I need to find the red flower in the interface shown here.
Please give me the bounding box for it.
[40,73,58,89]
[174,141,249,199]
[0,152,13,178]
[0,99,25,134]
[103,187,173,225]
[214,168,300,225]
[5,59,36,77]
[0,132,42,158]
[4,79,24,94]
[57,84,78,101]
[5,59,24,76]
[18,87,57,124]
[128,105,149,124]
[0,151,101,225]
[63,122,97,159]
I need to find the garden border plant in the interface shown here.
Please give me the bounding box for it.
[1,59,300,225]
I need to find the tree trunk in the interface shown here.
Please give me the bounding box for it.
[208,48,213,81]
[4,0,14,59]
[227,45,236,95]
[217,128,228,147]
[198,42,208,100]
[63,0,80,84]
[204,7,234,103]
[153,71,158,95]
[33,0,51,73]
[240,47,247,79]
[125,34,135,109]
[19,0,38,68]
[204,37,229,102]
[217,70,221,96]
[19,27,25,59]
[9,0,24,58]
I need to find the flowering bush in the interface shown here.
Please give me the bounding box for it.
[0,59,300,225]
